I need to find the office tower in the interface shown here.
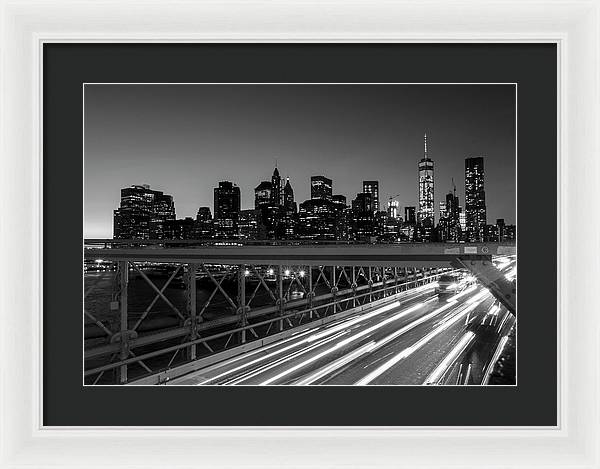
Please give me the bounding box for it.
[351,192,375,240]
[388,200,399,219]
[213,181,241,238]
[310,175,333,201]
[113,184,175,239]
[164,217,195,240]
[283,178,296,212]
[418,133,435,235]
[465,156,487,242]
[282,178,297,238]
[194,206,213,238]
[238,209,260,239]
[362,180,380,212]
[331,194,347,210]
[438,187,461,241]
[254,181,272,210]
[271,166,283,206]
[459,207,466,232]
[496,218,506,241]
[297,199,336,240]
[404,206,416,225]
[196,206,212,222]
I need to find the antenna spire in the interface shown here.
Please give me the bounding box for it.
[424,132,428,159]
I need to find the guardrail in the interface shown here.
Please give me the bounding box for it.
[84,261,451,385]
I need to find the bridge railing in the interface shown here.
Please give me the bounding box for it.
[84,260,452,385]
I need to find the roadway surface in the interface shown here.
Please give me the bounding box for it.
[170,259,516,386]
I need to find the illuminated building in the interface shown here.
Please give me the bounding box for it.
[254,181,272,210]
[297,199,336,240]
[437,186,461,241]
[238,209,260,239]
[282,178,297,238]
[404,206,416,225]
[213,181,241,238]
[113,184,175,239]
[271,166,283,206]
[311,175,333,201]
[351,192,375,240]
[465,156,487,242]
[194,206,213,238]
[362,180,380,212]
[164,217,195,240]
[418,133,435,239]
[388,200,399,219]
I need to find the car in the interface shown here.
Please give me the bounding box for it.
[435,273,462,296]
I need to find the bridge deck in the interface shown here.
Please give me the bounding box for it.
[84,242,515,267]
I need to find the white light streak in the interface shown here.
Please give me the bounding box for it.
[423,332,476,385]
[258,302,425,385]
[355,299,486,385]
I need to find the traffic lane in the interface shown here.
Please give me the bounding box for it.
[242,289,488,385]
[173,283,439,385]
[318,294,495,385]
[440,307,516,385]
[221,294,444,385]
[369,297,497,385]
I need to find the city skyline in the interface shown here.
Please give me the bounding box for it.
[84,84,516,238]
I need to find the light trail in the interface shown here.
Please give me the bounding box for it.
[294,301,459,385]
[446,285,478,303]
[482,335,510,385]
[197,300,404,384]
[258,302,426,385]
[423,331,476,385]
[355,294,490,385]
[223,331,349,385]
[294,341,378,385]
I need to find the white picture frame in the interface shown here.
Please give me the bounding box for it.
[1,0,598,467]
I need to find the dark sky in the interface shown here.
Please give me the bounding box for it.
[84,84,516,238]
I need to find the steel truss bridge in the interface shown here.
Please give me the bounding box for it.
[83,240,516,385]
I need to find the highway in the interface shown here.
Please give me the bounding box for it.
[170,258,516,386]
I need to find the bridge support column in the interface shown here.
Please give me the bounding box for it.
[453,258,516,315]
[237,265,247,344]
[351,267,357,307]
[308,265,313,319]
[331,266,337,314]
[277,265,284,331]
[368,267,373,302]
[186,263,198,360]
[117,261,129,384]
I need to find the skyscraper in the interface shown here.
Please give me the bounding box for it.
[194,206,213,239]
[214,181,241,238]
[351,192,375,240]
[438,186,461,241]
[388,200,399,219]
[465,156,487,242]
[113,184,175,239]
[418,133,435,237]
[283,178,296,212]
[404,206,416,225]
[362,180,380,212]
[282,177,297,237]
[311,175,333,201]
[271,166,283,206]
[254,181,272,210]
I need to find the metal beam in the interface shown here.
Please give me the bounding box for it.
[84,242,514,267]
[453,258,516,315]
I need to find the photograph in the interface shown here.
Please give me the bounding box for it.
[83,83,517,386]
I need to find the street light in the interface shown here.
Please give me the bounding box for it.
[299,270,305,277]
